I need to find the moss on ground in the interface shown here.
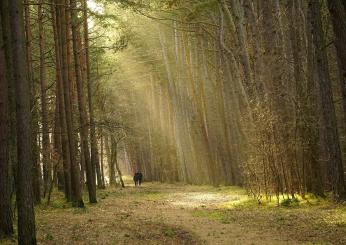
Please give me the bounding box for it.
[191,193,346,245]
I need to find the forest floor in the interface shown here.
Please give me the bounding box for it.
[2,181,346,245]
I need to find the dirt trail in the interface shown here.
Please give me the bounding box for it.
[3,182,345,244]
[98,183,345,245]
[123,183,299,245]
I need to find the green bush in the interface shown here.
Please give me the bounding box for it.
[280,198,300,207]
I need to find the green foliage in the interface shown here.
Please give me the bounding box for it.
[192,209,227,221]
[280,198,300,207]
[50,199,69,209]
[163,228,176,238]
[73,208,87,214]
[44,233,54,241]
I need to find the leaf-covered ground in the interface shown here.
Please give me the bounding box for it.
[1,182,346,244]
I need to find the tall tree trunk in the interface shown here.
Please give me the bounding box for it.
[38,0,51,198]
[287,0,304,195]
[0,0,17,211]
[327,0,346,130]
[304,5,324,197]
[66,0,83,207]
[52,0,72,200]
[82,0,103,189]
[106,135,116,185]
[59,0,84,207]
[111,138,125,188]
[70,0,97,203]
[9,0,37,243]
[51,0,64,191]
[100,130,105,187]
[0,10,14,237]
[24,0,41,205]
[309,0,346,200]
[228,0,256,99]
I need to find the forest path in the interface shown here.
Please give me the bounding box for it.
[18,182,346,244]
[128,183,287,245]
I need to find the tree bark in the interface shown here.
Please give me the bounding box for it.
[327,0,346,131]
[106,135,116,185]
[70,0,97,203]
[228,0,256,99]
[24,0,41,205]
[9,0,37,243]
[304,4,324,197]
[111,138,125,188]
[50,0,64,191]
[53,0,73,201]
[59,0,84,206]
[0,9,14,238]
[100,130,105,187]
[38,0,51,198]
[82,0,103,189]
[309,0,346,200]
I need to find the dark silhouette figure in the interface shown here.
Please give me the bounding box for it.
[133,172,143,186]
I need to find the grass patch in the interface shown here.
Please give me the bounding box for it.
[280,197,300,207]
[192,209,229,223]
[192,200,346,244]
[321,205,346,227]
[131,190,168,201]
[0,237,17,245]
[214,185,248,195]
[189,186,346,244]
[144,192,168,201]
[163,228,176,238]
[44,233,54,241]
[73,207,87,214]
[49,199,71,209]
[303,242,333,245]
[181,184,247,196]
[219,195,260,210]
[219,190,333,210]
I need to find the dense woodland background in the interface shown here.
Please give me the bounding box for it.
[1,0,346,244]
